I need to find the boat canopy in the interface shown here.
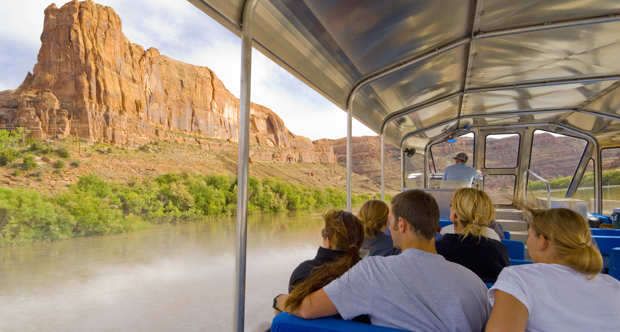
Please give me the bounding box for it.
[189,0,620,151]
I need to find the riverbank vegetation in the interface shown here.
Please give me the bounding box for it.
[0,173,376,246]
[528,169,620,191]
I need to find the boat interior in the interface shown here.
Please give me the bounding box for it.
[187,0,620,330]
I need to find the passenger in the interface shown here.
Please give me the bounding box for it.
[486,208,620,332]
[358,200,400,257]
[282,210,364,309]
[435,188,509,283]
[274,190,490,331]
[442,152,479,185]
[439,188,502,241]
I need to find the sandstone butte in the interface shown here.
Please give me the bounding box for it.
[0,0,335,164]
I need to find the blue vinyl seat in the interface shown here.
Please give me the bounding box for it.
[590,228,620,236]
[503,231,511,240]
[509,258,533,266]
[439,219,452,229]
[271,313,408,332]
[610,248,620,281]
[501,239,525,260]
[593,235,620,272]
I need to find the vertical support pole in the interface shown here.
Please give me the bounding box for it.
[594,146,602,214]
[400,148,405,191]
[380,134,385,201]
[234,1,257,330]
[346,106,352,211]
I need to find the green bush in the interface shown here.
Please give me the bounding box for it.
[70,160,81,168]
[53,160,65,169]
[55,147,70,158]
[20,156,37,171]
[0,148,19,166]
[0,173,373,245]
[0,187,75,245]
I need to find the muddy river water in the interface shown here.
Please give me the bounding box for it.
[0,212,326,331]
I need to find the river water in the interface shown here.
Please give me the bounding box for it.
[0,212,326,332]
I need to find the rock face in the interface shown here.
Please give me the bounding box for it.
[0,0,334,164]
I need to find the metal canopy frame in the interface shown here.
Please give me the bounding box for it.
[186,2,620,330]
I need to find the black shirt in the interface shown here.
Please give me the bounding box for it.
[288,246,345,292]
[361,232,401,257]
[436,234,509,283]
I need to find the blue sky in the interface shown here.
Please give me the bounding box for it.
[0,0,375,140]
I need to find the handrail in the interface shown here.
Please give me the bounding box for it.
[525,170,552,208]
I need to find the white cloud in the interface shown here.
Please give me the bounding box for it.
[0,0,375,140]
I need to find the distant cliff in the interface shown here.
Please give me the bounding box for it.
[0,0,334,164]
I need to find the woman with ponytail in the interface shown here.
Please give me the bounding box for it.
[277,210,364,313]
[436,188,509,282]
[358,200,400,257]
[486,207,620,332]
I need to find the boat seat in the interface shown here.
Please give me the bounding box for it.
[510,259,532,266]
[610,248,620,281]
[502,239,525,260]
[439,219,452,229]
[591,228,620,236]
[592,235,620,272]
[271,313,408,332]
[440,180,471,189]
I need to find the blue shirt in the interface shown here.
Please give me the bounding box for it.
[442,163,479,184]
[324,249,490,331]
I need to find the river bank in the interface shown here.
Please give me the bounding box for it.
[0,173,376,246]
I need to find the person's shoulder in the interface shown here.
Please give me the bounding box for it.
[436,234,460,249]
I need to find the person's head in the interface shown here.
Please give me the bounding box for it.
[321,210,364,252]
[450,188,495,238]
[389,190,439,246]
[525,207,602,278]
[358,200,389,239]
[285,210,363,310]
[454,152,468,164]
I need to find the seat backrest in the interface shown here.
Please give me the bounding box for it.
[439,219,453,229]
[610,248,620,282]
[271,313,408,332]
[510,258,532,266]
[503,231,511,240]
[502,239,525,260]
[592,235,620,256]
[590,228,620,236]
[440,180,471,189]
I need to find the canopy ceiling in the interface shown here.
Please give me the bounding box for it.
[188,0,620,150]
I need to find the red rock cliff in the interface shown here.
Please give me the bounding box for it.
[0,0,334,163]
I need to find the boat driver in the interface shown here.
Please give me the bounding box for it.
[442,152,479,185]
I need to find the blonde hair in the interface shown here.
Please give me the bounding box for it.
[524,207,602,278]
[358,200,389,239]
[451,188,495,239]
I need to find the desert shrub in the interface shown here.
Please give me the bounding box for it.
[20,156,37,171]
[55,147,70,158]
[0,148,20,166]
[70,160,81,168]
[53,160,65,169]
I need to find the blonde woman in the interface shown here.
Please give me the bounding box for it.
[486,208,620,332]
[436,188,509,282]
[358,200,399,257]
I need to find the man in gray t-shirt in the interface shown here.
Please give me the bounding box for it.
[276,190,490,331]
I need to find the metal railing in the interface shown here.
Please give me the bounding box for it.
[525,170,552,208]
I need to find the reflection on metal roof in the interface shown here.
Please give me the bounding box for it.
[189,0,620,149]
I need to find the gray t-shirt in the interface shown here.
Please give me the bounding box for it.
[324,248,490,331]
